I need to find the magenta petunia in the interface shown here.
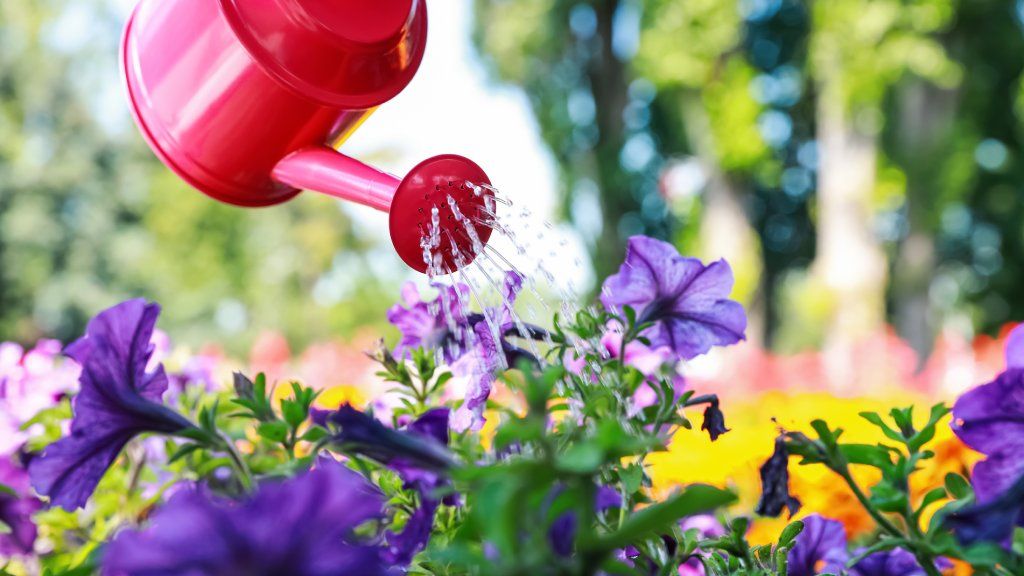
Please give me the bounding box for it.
[103,459,388,576]
[28,299,195,510]
[0,458,40,557]
[600,236,746,359]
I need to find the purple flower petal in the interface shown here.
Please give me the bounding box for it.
[29,299,194,510]
[971,451,1024,504]
[850,547,946,576]
[387,283,471,363]
[601,236,746,359]
[787,515,848,576]
[1007,325,1024,369]
[451,372,494,433]
[951,368,1024,455]
[320,405,453,475]
[384,498,439,566]
[103,460,388,576]
[0,458,39,556]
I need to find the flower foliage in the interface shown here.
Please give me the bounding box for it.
[1,236,1022,575]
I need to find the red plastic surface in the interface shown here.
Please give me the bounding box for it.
[121,0,426,206]
[272,146,402,212]
[121,0,496,274]
[390,155,494,274]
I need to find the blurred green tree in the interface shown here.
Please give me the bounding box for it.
[473,0,673,281]
[805,0,959,369]
[0,0,397,350]
[634,0,773,341]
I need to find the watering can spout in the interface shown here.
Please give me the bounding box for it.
[273,147,400,213]
[121,0,499,274]
[272,148,495,274]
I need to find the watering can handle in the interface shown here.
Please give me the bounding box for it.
[272,146,401,212]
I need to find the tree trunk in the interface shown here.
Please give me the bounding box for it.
[814,85,888,388]
[892,80,959,367]
[681,95,766,346]
[588,0,637,282]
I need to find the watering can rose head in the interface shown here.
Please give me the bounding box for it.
[123,0,496,274]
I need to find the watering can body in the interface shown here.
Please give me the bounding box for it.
[122,0,495,274]
[123,0,427,207]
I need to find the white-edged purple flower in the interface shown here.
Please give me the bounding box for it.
[0,457,40,557]
[28,299,195,510]
[601,236,746,359]
[787,515,848,576]
[103,459,388,576]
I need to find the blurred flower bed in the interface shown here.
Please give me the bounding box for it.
[1,238,1020,575]
[1,315,1003,570]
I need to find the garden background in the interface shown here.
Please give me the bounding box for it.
[2,0,1023,550]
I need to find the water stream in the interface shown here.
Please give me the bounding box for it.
[414,182,589,376]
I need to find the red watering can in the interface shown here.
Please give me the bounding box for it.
[121,0,494,273]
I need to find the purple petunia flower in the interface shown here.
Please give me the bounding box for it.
[316,406,456,565]
[388,282,473,364]
[103,459,388,576]
[0,458,40,557]
[787,515,848,576]
[388,272,541,433]
[449,271,540,432]
[315,405,454,479]
[29,299,195,510]
[849,547,948,576]
[600,236,747,360]
[547,485,621,557]
[948,324,1024,543]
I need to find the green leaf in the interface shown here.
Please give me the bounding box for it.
[168,443,203,464]
[0,483,17,498]
[869,480,908,513]
[281,398,308,429]
[907,404,950,452]
[300,426,329,443]
[840,444,894,469]
[195,457,234,477]
[915,487,948,519]
[944,472,972,500]
[594,485,736,550]
[859,411,906,444]
[777,520,804,548]
[557,443,604,474]
[619,463,644,496]
[257,421,289,443]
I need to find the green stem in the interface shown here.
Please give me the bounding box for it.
[219,433,254,491]
[837,468,940,576]
[835,467,903,538]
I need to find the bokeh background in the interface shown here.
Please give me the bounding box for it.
[3,0,1024,379]
[6,2,1024,555]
